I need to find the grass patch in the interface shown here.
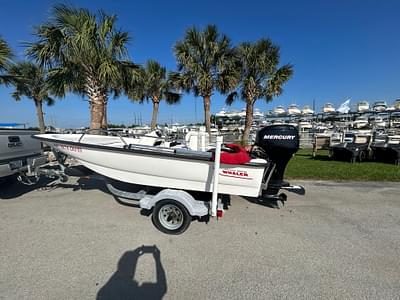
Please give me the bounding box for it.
[286,149,400,181]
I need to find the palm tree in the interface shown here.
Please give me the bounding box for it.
[8,61,55,133]
[226,39,293,144]
[128,60,181,130]
[0,36,13,84]
[171,25,239,137]
[26,4,138,131]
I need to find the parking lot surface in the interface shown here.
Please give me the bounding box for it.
[1,179,399,299]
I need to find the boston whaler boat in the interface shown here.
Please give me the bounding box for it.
[31,125,304,234]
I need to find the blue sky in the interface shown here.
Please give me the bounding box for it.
[1,0,399,128]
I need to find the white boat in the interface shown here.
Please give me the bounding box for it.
[353,116,369,129]
[390,112,400,128]
[356,101,370,113]
[34,124,303,195]
[273,106,286,116]
[323,103,335,114]
[287,104,301,115]
[301,106,314,115]
[215,109,227,117]
[253,108,264,119]
[369,115,388,128]
[372,101,387,112]
[394,99,400,111]
[298,119,313,130]
[386,106,395,112]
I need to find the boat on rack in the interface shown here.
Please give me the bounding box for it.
[273,105,286,116]
[287,104,301,115]
[394,99,400,111]
[353,116,369,129]
[356,100,370,113]
[372,101,387,112]
[301,106,314,115]
[323,103,335,114]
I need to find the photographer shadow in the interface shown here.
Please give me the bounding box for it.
[97,245,167,300]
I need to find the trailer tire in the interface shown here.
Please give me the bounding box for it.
[152,199,191,235]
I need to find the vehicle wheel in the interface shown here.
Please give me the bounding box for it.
[152,199,191,235]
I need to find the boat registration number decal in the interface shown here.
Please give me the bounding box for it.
[220,169,253,180]
[56,144,83,153]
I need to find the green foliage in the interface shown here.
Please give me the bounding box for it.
[226,38,293,143]
[227,39,293,105]
[286,149,400,181]
[26,4,138,98]
[0,36,13,70]
[128,60,180,104]
[0,36,13,84]
[7,61,55,106]
[171,25,239,97]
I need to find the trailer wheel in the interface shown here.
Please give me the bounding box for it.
[152,199,191,235]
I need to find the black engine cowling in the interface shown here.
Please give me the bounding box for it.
[254,125,299,193]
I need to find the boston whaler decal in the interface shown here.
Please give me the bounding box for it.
[220,169,253,180]
[263,134,296,140]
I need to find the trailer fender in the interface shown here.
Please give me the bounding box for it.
[139,189,209,217]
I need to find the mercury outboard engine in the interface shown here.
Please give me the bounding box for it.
[254,125,300,195]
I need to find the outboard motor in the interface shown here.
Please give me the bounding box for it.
[254,125,300,195]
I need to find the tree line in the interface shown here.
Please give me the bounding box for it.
[0,4,293,144]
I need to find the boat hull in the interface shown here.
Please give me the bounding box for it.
[39,137,266,197]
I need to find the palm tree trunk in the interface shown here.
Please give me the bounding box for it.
[101,95,108,130]
[203,95,211,138]
[34,99,46,133]
[89,96,103,132]
[242,100,254,145]
[151,98,160,130]
[86,77,104,132]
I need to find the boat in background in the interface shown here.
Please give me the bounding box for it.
[287,104,301,115]
[390,112,400,128]
[301,105,314,115]
[369,114,388,128]
[273,105,286,116]
[394,99,400,111]
[253,108,264,119]
[356,100,370,113]
[323,103,335,114]
[372,101,387,112]
[353,116,369,129]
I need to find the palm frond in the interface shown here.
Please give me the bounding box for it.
[0,36,13,73]
[225,91,238,106]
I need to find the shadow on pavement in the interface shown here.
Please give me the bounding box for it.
[97,245,167,300]
[0,177,56,200]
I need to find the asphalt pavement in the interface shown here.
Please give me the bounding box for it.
[1,178,399,299]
